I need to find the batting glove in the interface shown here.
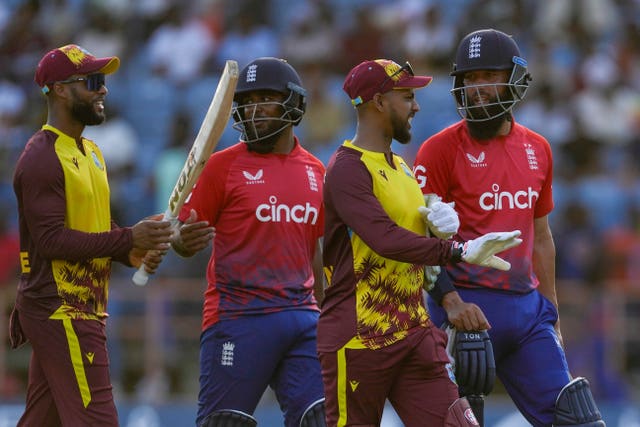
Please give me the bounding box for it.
[457,231,522,271]
[443,324,496,396]
[418,194,460,240]
[424,265,441,291]
[454,329,496,396]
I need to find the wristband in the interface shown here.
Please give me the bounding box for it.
[450,241,464,263]
[427,269,457,306]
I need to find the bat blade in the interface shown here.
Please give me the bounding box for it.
[132,60,239,286]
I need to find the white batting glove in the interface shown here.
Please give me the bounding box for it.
[443,323,457,369]
[458,230,522,271]
[421,195,444,290]
[418,194,459,240]
[424,265,441,291]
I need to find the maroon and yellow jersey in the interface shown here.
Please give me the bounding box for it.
[13,124,132,320]
[318,141,457,352]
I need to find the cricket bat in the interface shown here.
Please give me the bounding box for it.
[132,59,239,286]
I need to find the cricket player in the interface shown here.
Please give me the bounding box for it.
[414,29,606,427]
[10,44,174,426]
[170,57,327,427]
[319,58,522,427]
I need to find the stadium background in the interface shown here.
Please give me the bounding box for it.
[0,0,639,425]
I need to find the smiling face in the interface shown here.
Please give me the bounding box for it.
[62,75,108,126]
[237,90,288,141]
[231,88,301,153]
[461,69,511,121]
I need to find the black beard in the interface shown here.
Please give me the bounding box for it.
[394,128,411,144]
[466,113,510,140]
[246,133,279,154]
[391,110,412,144]
[70,94,104,126]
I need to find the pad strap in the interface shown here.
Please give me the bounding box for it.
[553,377,606,426]
[300,398,326,427]
[200,409,257,427]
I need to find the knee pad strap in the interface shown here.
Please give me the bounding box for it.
[300,398,326,427]
[553,377,606,426]
[200,409,257,427]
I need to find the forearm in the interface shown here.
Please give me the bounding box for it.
[312,240,325,306]
[534,246,557,307]
[533,217,558,308]
[436,285,491,331]
[428,270,457,305]
[27,194,132,261]
[441,290,464,311]
[37,225,132,261]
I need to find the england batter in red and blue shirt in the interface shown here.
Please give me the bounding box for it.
[414,119,553,293]
[413,114,574,427]
[178,137,325,331]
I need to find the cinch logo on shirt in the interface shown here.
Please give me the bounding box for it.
[412,164,427,188]
[479,183,538,211]
[255,195,319,224]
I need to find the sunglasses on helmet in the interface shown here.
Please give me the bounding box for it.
[57,73,106,91]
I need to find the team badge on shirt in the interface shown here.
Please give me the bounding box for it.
[400,161,414,178]
[305,165,319,192]
[91,151,103,170]
[524,143,539,170]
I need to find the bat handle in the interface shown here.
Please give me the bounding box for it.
[132,265,150,286]
[131,210,176,287]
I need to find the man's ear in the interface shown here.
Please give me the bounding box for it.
[373,92,385,111]
[52,82,70,99]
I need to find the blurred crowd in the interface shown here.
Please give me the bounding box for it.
[1,0,639,402]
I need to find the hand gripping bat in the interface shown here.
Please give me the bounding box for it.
[132,60,239,286]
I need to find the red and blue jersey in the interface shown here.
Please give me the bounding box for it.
[413,120,554,293]
[179,139,324,331]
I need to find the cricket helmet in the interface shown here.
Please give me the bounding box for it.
[232,57,307,145]
[450,29,531,121]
